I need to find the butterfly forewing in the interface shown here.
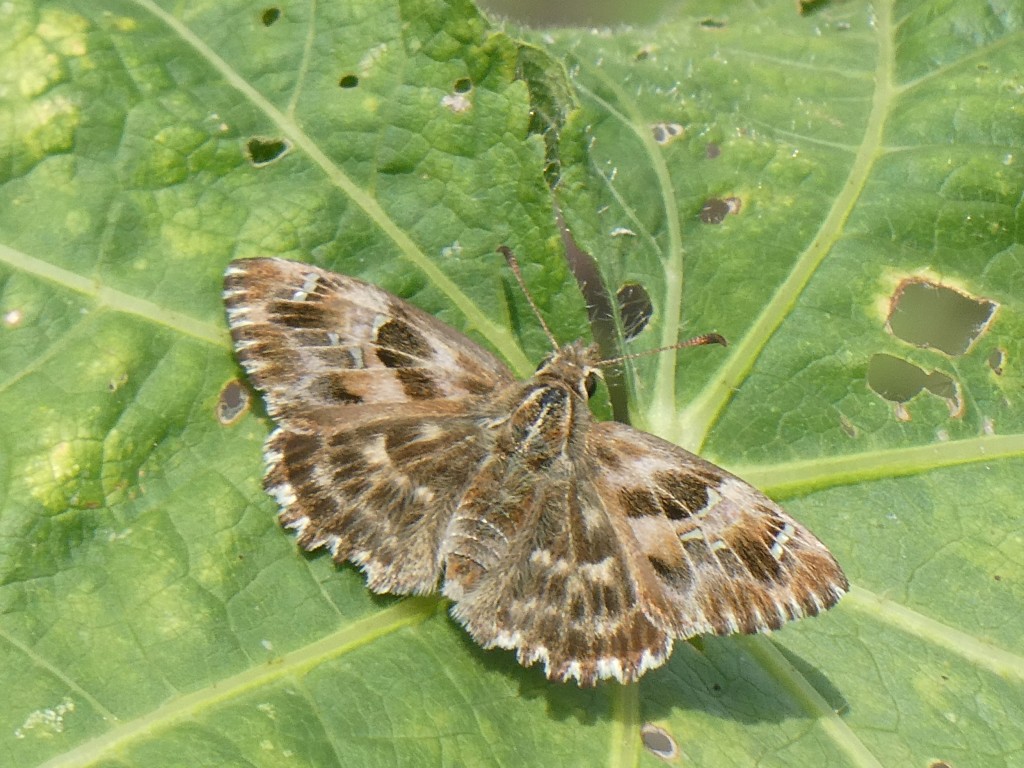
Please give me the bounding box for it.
[223,257,847,685]
[223,258,514,423]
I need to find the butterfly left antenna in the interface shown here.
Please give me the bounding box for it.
[498,246,559,350]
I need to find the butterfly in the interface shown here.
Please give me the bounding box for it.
[222,256,847,685]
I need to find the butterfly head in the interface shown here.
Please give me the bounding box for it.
[533,341,604,401]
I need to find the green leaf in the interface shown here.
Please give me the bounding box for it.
[1,0,1021,766]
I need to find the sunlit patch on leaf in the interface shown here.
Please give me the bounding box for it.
[13,697,75,740]
[441,92,472,113]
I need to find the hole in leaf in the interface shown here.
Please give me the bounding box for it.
[261,7,281,26]
[700,17,727,28]
[705,142,721,159]
[887,279,997,356]
[988,348,1004,375]
[453,77,472,93]
[616,282,653,340]
[245,137,290,166]
[338,73,359,88]
[217,379,251,425]
[866,354,963,420]
[700,198,732,224]
[641,724,678,761]
[651,122,684,145]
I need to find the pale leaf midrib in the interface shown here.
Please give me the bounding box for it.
[679,0,900,452]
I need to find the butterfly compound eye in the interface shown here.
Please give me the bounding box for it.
[584,371,599,398]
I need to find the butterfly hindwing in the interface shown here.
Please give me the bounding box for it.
[588,421,848,637]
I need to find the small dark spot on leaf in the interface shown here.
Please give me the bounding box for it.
[453,77,472,93]
[641,724,678,761]
[705,142,721,159]
[245,137,290,166]
[797,0,831,16]
[616,282,653,340]
[994,574,1002,581]
[712,682,722,692]
[261,7,281,26]
[887,278,997,356]
[988,348,1004,375]
[699,198,731,224]
[635,45,656,61]
[217,379,251,425]
[338,73,359,89]
[700,17,727,28]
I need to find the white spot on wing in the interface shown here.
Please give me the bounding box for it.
[770,522,796,560]
[291,272,321,301]
[362,435,390,467]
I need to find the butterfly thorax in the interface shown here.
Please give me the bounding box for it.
[492,341,601,467]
